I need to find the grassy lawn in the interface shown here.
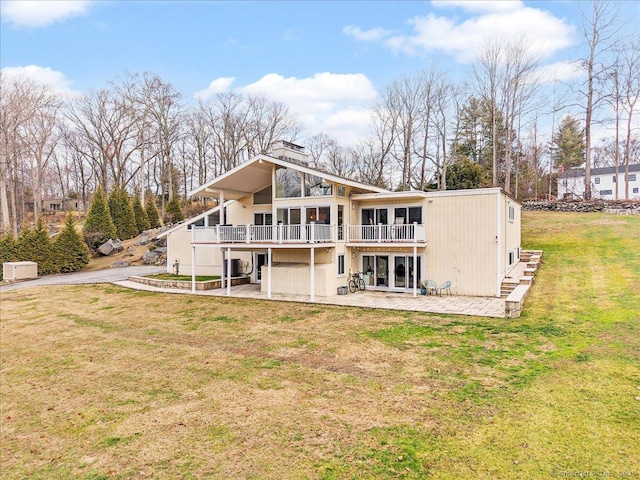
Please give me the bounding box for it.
[1,211,638,479]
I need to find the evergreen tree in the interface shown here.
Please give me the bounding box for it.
[165,193,184,224]
[552,115,585,170]
[445,157,490,190]
[108,188,138,240]
[54,214,90,273]
[0,233,18,280]
[18,219,57,275]
[132,194,151,233]
[145,192,162,228]
[83,186,116,249]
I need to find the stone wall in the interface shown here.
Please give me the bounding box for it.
[523,200,640,215]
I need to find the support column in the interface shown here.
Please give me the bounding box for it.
[219,191,225,225]
[227,247,231,296]
[413,246,417,298]
[191,245,196,293]
[310,247,315,302]
[267,247,272,299]
[220,248,225,290]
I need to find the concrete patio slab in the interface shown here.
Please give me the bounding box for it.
[113,280,507,318]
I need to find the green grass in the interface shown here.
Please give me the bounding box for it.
[1,211,639,479]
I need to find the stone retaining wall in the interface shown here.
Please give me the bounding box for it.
[128,275,250,291]
[523,200,640,214]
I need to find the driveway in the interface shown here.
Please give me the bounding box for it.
[0,265,165,293]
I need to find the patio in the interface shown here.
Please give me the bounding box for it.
[115,280,507,318]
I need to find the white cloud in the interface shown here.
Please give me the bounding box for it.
[388,7,575,62]
[194,77,236,99]
[1,65,79,97]
[0,0,92,28]
[431,0,524,13]
[535,61,583,84]
[346,4,575,64]
[343,25,392,42]
[195,72,379,144]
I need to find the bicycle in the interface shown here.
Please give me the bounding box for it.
[348,271,366,293]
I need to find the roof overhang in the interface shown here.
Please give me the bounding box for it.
[188,154,389,200]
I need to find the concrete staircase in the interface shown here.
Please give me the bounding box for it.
[501,250,543,317]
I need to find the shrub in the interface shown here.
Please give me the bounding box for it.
[83,186,116,249]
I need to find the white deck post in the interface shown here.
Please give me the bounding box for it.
[267,247,272,299]
[227,247,231,296]
[310,247,315,302]
[220,248,225,290]
[219,191,225,225]
[191,245,196,293]
[413,246,417,298]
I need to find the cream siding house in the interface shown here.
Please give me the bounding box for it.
[161,141,521,299]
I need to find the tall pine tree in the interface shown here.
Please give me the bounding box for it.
[84,186,117,249]
[145,192,162,228]
[18,218,57,275]
[552,115,585,171]
[0,233,18,280]
[165,192,184,224]
[55,214,89,273]
[108,188,138,240]
[132,194,151,233]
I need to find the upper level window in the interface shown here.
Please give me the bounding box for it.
[629,174,637,182]
[305,174,333,196]
[613,176,616,183]
[275,167,301,198]
[594,177,600,184]
[254,185,272,204]
[337,186,346,197]
[508,204,515,222]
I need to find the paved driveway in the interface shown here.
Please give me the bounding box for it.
[0,266,165,293]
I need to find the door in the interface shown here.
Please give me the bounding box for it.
[394,256,406,288]
[376,255,389,287]
[256,253,266,282]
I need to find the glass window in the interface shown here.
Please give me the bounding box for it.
[408,207,422,224]
[337,254,345,276]
[254,185,272,204]
[633,188,639,194]
[337,186,346,197]
[594,177,600,184]
[630,174,637,181]
[338,205,344,240]
[613,176,616,183]
[394,208,407,224]
[362,209,374,225]
[304,174,333,196]
[275,167,301,198]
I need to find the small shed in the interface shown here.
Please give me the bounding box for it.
[3,262,38,281]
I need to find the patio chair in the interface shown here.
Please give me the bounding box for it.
[437,281,452,296]
[423,279,437,295]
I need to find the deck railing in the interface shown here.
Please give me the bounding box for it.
[192,223,334,244]
[346,223,425,243]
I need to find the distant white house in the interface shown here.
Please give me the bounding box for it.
[558,164,640,201]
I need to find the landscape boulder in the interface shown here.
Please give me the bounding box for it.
[97,239,123,256]
[142,247,167,265]
[112,260,131,268]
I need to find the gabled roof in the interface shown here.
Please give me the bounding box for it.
[558,163,640,179]
[188,154,388,200]
[156,200,234,238]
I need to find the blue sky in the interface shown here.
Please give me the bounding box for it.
[2,0,639,143]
